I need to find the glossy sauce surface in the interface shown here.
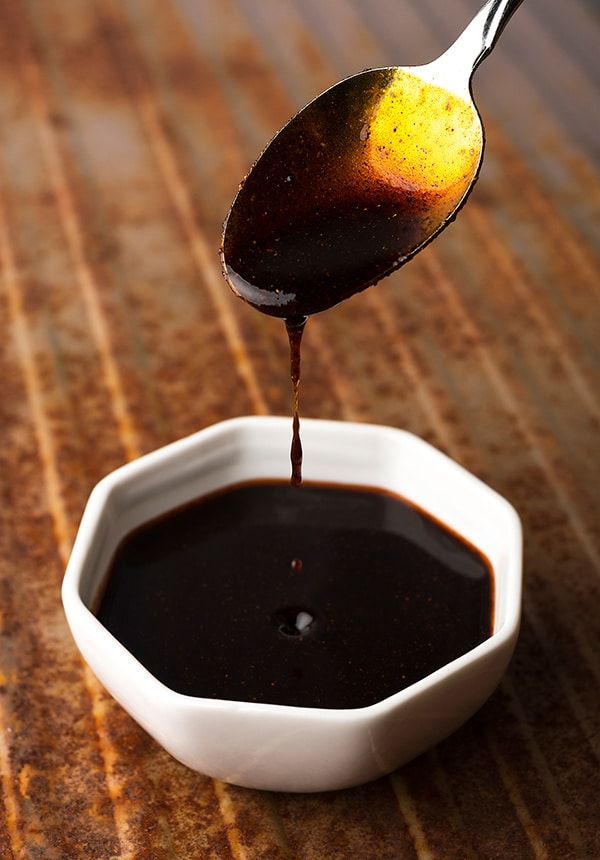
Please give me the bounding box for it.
[96,481,493,709]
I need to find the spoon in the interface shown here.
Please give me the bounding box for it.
[221,0,524,318]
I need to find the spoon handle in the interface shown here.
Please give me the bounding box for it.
[475,0,526,67]
[436,0,525,84]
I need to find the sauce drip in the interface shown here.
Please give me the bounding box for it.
[286,315,307,485]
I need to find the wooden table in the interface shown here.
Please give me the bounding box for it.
[0,0,598,857]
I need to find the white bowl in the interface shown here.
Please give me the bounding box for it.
[62,416,521,793]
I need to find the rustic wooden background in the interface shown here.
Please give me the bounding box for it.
[0,0,598,857]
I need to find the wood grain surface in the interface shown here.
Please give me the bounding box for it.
[0,0,598,857]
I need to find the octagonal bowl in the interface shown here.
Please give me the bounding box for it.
[62,416,521,793]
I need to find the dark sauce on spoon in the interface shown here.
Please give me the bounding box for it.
[221,69,481,484]
[96,480,493,709]
[222,69,481,318]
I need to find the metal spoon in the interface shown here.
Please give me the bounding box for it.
[221,0,524,318]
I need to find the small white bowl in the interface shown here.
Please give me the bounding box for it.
[62,416,521,793]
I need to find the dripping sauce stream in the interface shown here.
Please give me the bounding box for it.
[286,315,308,486]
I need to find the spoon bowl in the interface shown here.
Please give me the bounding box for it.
[222,0,523,318]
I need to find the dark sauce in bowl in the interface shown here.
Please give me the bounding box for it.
[96,480,493,710]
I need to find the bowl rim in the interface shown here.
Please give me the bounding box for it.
[62,415,522,723]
